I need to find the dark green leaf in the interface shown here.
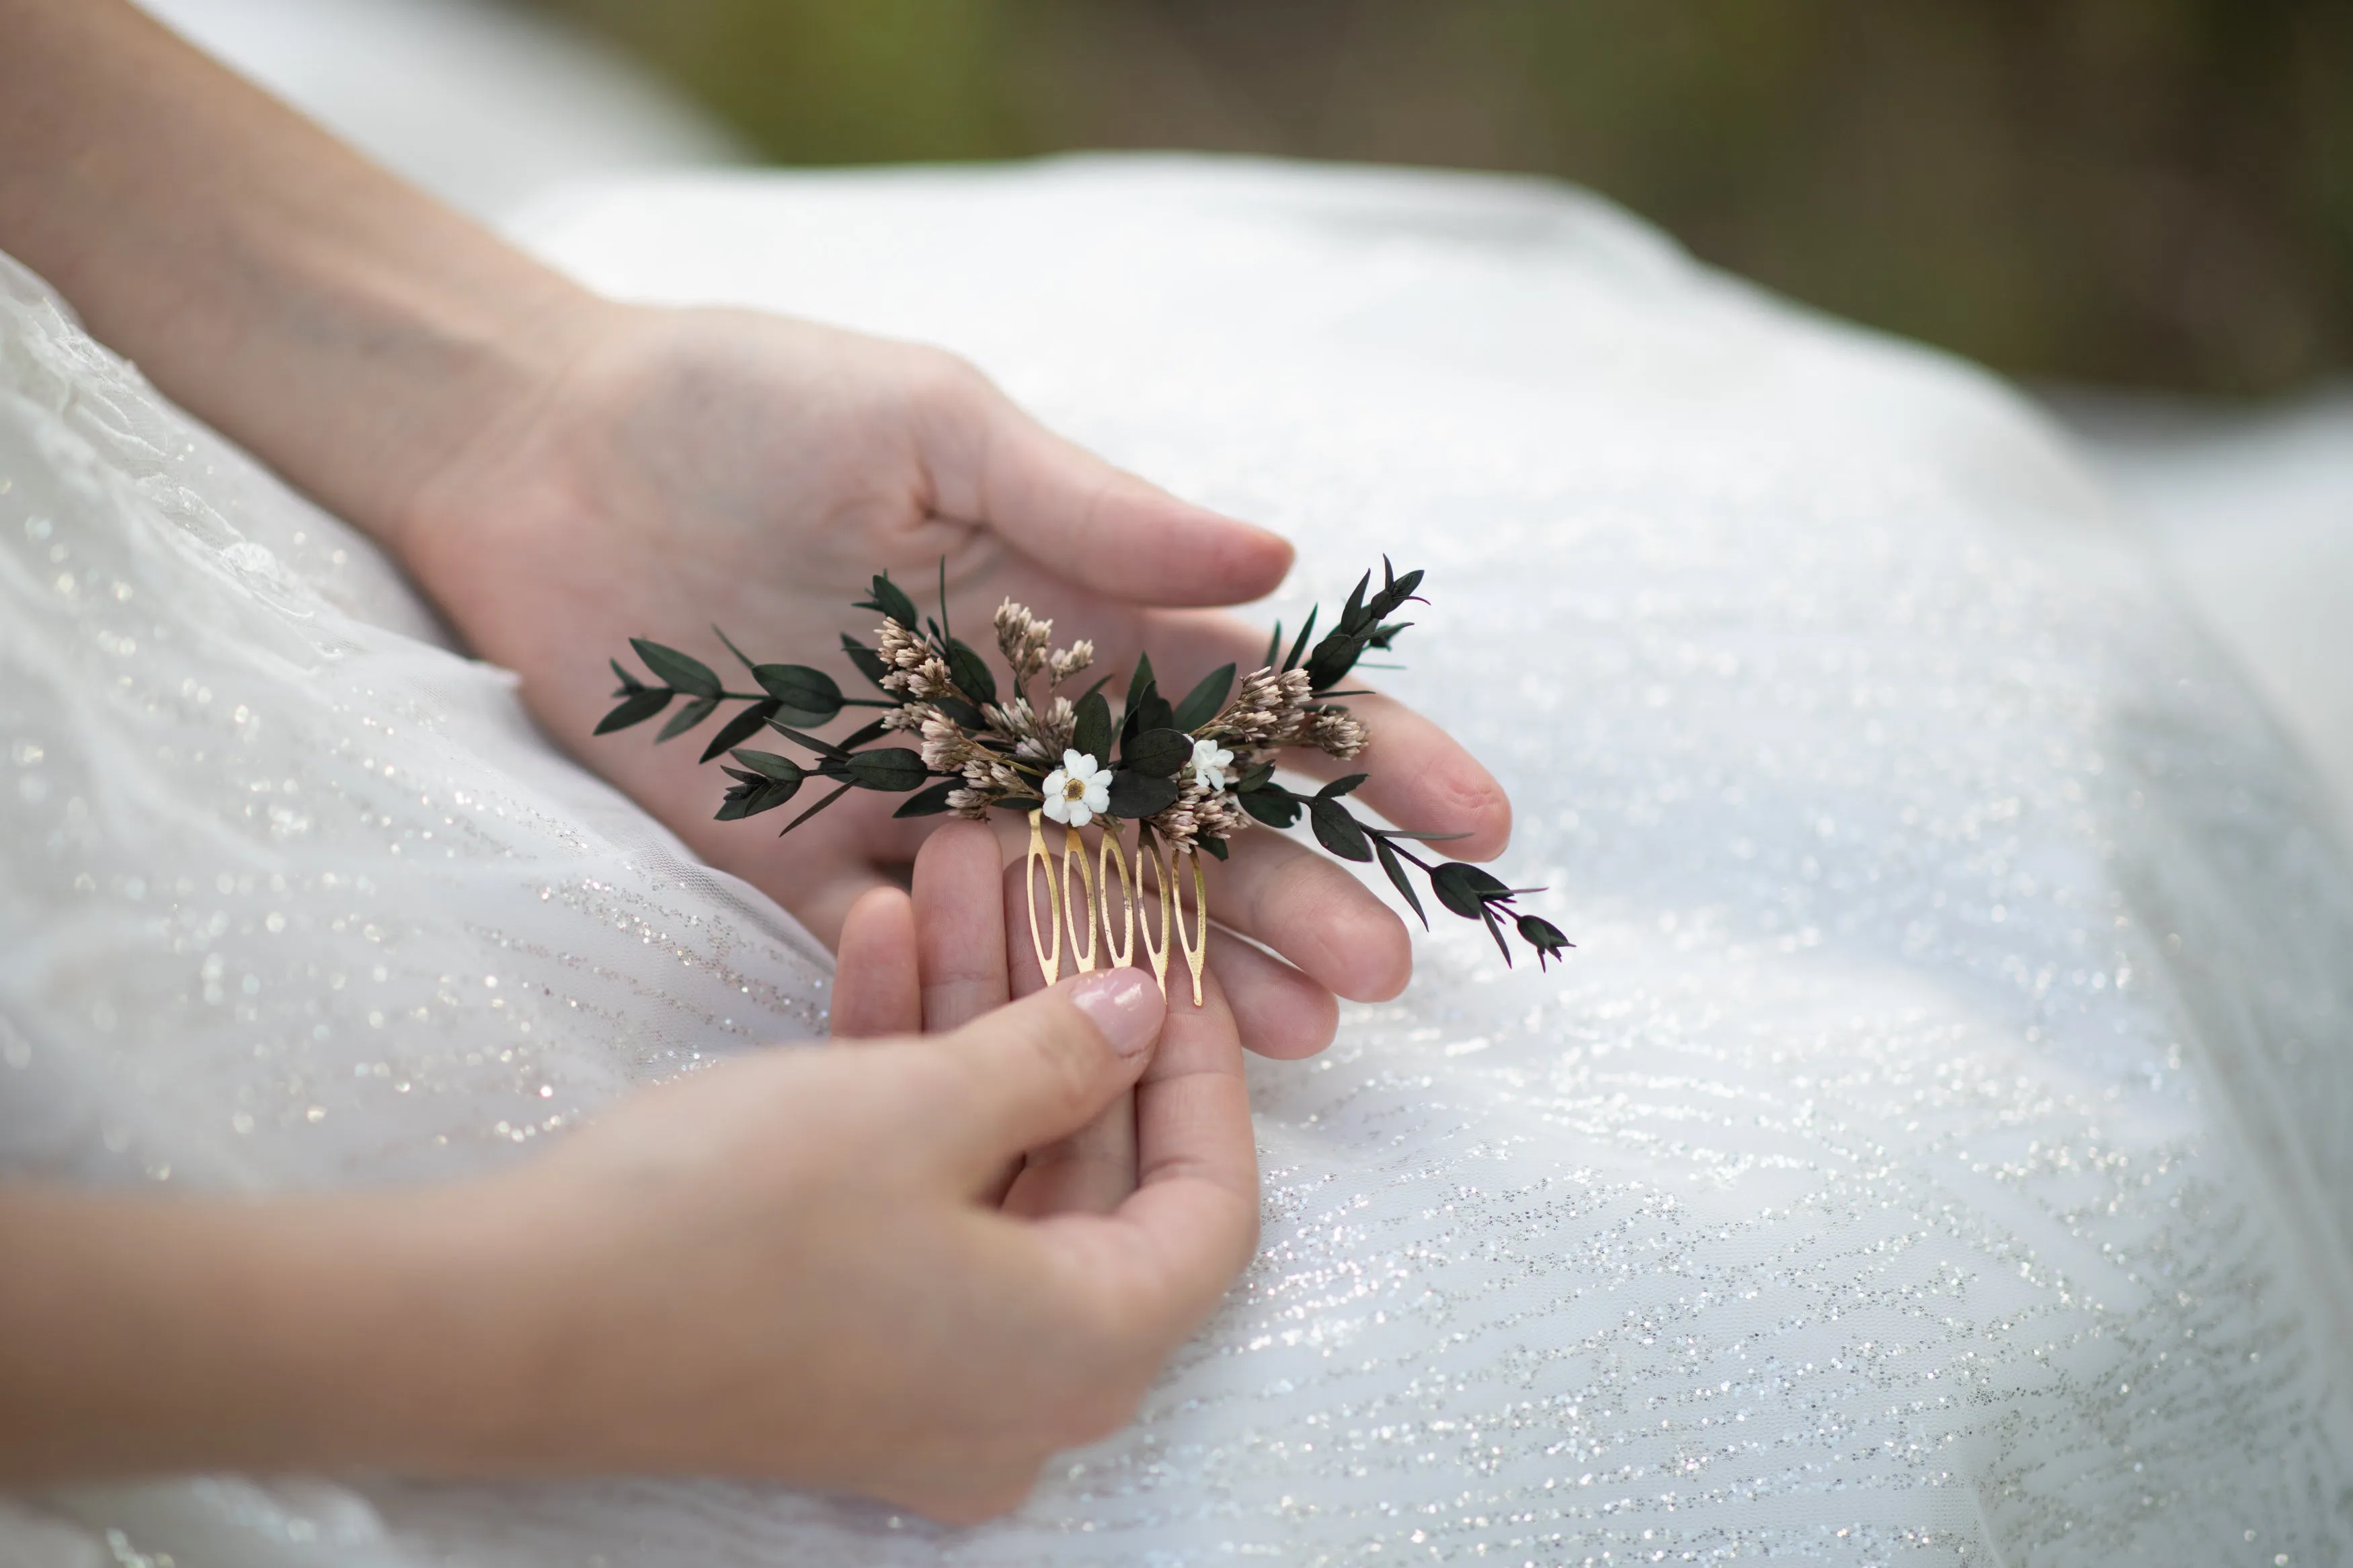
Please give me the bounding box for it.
[1072,691,1113,763]
[856,573,920,630]
[932,695,987,729]
[1200,835,1229,861]
[842,748,931,792]
[1365,620,1412,651]
[1238,788,1301,828]
[728,749,805,784]
[893,778,962,818]
[1431,862,1508,919]
[840,634,891,690]
[656,695,719,743]
[945,638,998,707]
[1263,624,1283,671]
[1375,837,1429,929]
[1123,651,1156,724]
[1340,569,1372,631]
[1517,913,1573,970]
[1282,607,1318,673]
[594,688,673,735]
[763,720,850,760]
[1316,773,1369,799]
[629,638,720,699]
[1232,761,1276,794]
[1309,796,1373,861]
[777,781,855,835]
[838,716,893,751]
[1305,630,1372,692]
[752,665,843,725]
[699,700,781,763]
[1170,663,1236,733]
[713,625,760,675]
[1121,728,1193,778]
[1105,770,1182,819]
[608,657,646,696]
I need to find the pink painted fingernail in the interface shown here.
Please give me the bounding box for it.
[1066,969,1162,1057]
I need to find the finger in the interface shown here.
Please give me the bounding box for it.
[996,852,1134,1214]
[1033,966,1259,1334]
[1000,1088,1137,1217]
[1204,828,1413,1003]
[918,970,1165,1182]
[1205,926,1338,1059]
[912,820,1010,1032]
[945,390,1294,608]
[831,884,920,1039]
[1148,610,1513,860]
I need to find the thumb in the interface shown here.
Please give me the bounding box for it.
[949,388,1293,607]
[916,968,1166,1182]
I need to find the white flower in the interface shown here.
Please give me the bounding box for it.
[1189,737,1234,792]
[1039,749,1111,828]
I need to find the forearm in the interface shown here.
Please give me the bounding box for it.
[0,0,596,549]
[0,1185,531,1481]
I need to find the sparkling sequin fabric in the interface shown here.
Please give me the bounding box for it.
[9,159,2353,1565]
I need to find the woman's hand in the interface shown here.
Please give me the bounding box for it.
[1,828,1257,1520]
[396,304,1512,1060]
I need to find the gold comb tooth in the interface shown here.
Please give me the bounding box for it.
[1025,810,1062,985]
[1062,824,1099,973]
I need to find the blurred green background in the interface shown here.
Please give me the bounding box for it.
[530,0,2350,396]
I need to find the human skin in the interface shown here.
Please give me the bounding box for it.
[0,830,1255,1520]
[0,0,1507,1504]
[0,0,1512,1062]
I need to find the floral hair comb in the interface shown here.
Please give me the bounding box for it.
[598,561,1570,1003]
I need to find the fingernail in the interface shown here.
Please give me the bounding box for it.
[1066,969,1162,1057]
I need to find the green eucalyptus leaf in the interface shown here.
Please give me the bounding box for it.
[629,638,720,699]
[1232,761,1276,794]
[1072,690,1113,762]
[840,634,891,690]
[945,638,998,707]
[778,781,855,835]
[608,657,645,696]
[857,573,920,630]
[1238,788,1301,828]
[728,749,805,785]
[1431,861,1507,919]
[1316,773,1369,799]
[1170,663,1236,733]
[700,700,781,763]
[1200,835,1230,861]
[1375,837,1429,928]
[655,694,719,743]
[1516,913,1574,969]
[1282,606,1318,673]
[1123,650,1156,725]
[893,778,962,818]
[752,665,843,724]
[1105,770,1181,819]
[594,688,673,735]
[1308,796,1373,862]
[838,716,894,751]
[1121,727,1193,778]
[842,747,931,792]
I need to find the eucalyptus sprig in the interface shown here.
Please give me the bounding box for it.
[597,558,1572,969]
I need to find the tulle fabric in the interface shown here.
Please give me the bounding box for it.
[5,157,2352,1565]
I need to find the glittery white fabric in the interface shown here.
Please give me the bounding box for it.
[9,157,2353,1565]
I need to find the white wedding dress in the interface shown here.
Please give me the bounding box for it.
[5,158,2352,1567]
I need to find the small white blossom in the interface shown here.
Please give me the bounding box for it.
[1039,749,1111,828]
[1189,737,1234,792]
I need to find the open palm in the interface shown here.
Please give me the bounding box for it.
[401,304,1511,1056]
